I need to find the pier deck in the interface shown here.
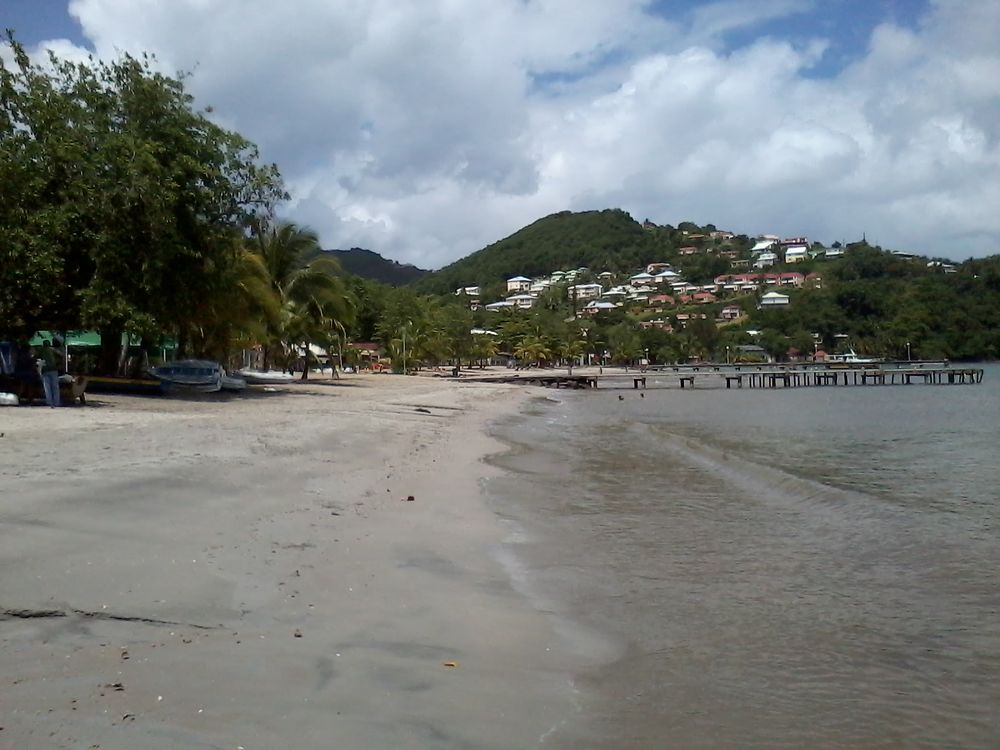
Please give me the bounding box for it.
[467,364,984,390]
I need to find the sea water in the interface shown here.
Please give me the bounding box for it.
[487,364,1000,749]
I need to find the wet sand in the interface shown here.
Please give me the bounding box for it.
[0,375,575,749]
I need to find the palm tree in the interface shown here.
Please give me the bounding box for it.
[514,335,552,368]
[471,334,499,368]
[559,338,587,375]
[249,221,354,378]
[187,237,283,363]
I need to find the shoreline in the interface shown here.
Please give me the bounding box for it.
[0,376,579,749]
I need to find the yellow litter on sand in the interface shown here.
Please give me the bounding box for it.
[442,661,458,668]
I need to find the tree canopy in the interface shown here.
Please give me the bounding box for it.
[0,32,286,366]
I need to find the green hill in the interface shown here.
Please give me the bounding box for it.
[319,248,430,285]
[413,209,660,294]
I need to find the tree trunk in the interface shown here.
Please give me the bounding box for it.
[99,325,124,375]
[300,343,310,380]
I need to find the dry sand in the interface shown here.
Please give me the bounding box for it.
[0,375,578,749]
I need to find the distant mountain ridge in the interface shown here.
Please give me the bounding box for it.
[321,247,430,285]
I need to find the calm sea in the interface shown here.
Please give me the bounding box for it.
[487,364,1000,749]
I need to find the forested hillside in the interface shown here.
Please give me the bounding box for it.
[413,209,652,294]
[317,247,429,285]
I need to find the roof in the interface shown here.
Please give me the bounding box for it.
[507,275,531,282]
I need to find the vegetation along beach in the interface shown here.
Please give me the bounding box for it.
[3,3,1000,748]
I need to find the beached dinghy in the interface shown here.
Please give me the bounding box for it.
[237,370,298,385]
[150,360,223,392]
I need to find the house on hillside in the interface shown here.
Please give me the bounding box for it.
[507,293,537,310]
[719,303,742,320]
[630,272,656,286]
[648,294,675,306]
[781,236,809,248]
[751,238,777,254]
[784,245,808,263]
[485,300,515,311]
[677,246,698,256]
[582,300,618,315]
[779,272,805,287]
[571,283,603,301]
[754,251,778,269]
[760,291,790,308]
[598,271,615,281]
[506,276,532,293]
[602,287,629,301]
[639,319,673,332]
[652,269,680,285]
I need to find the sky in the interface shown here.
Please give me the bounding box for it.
[2,0,998,267]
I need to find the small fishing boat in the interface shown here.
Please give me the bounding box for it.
[150,360,223,392]
[220,373,247,392]
[237,370,298,385]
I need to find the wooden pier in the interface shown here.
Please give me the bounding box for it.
[468,364,984,390]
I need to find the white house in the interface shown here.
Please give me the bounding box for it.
[760,291,790,307]
[582,300,618,315]
[507,293,537,310]
[630,272,655,286]
[570,283,603,300]
[484,300,514,311]
[784,245,808,263]
[506,276,532,293]
[455,286,480,296]
[753,251,779,269]
[653,269,680,284]
[751,239,777,254]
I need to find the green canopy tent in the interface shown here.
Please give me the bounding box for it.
[29,331,178,374]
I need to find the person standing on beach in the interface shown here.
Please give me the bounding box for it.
[37,339,62,407]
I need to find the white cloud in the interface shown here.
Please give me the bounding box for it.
[20,0,1000,263]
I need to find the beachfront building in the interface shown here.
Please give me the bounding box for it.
[506,276,532,293]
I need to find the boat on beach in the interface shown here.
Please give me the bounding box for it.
[150,360,224,392]
[237,370,298,385]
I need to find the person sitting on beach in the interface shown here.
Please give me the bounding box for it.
[37,339,63,407]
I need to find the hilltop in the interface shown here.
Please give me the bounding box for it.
[412,209,656,294]
[319,247,430,286]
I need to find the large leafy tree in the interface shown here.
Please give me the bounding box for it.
[0,33,286,368]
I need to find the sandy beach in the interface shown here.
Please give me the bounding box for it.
[0,375,576,749]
